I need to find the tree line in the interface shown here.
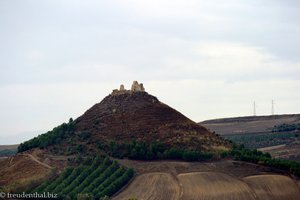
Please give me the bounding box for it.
[228,144,300,177]
[18,118,76,152]
[272,123,300,132]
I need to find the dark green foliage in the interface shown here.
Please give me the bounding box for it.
[105,140,214,162]
[0,149,17,156]
[18,118,76,152]
[31,156,134,199]
[229,145,300,177]
[272,123,300,132]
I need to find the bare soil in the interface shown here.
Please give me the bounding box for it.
[244,174,300,200]
[114,160,300,200]
[112,173,180,200]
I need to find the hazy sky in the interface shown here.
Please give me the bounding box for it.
[0,0,299,144]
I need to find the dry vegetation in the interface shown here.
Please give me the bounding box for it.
[0,149,68,192]
[0,154,51,192]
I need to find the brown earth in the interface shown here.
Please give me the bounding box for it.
[178,172,256,200]
[114,160,300,200]
[200,114,300,135]
[0,149,68,191]
[75,91,229,151]
[112,173,180,200]
[243,174,300,200]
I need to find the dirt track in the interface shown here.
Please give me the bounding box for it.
[23,153,53,169]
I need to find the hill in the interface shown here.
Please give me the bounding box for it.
[2,82,300,199]
[18,81,229,156]
[200,114,300,135]
[74,83,229,152]
[200,114,300,161]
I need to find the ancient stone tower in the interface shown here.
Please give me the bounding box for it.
[111,81,145,95]
[131,81,145,92]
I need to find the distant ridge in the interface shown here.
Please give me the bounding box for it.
[199,114,300,135]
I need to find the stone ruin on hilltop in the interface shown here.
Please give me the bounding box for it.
[112,81,145,95]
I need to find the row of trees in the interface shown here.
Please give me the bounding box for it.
[106,140,214,162]
[32,156,134,199]
[18,118,76,152]
[229,145,300,177]
[272,123,300,132]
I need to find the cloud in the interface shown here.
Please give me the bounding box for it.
[0,0,299,144]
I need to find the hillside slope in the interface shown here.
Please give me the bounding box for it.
[200,114,300,135]
[74,88,229,151]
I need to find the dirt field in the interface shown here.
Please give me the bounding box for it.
[0,149,67,191]
[244,175,300,200]
[116,159,287,178]
[178,172,255,200]
[114,159,300,200]
[0,154,51,191]
[112,173,180,200]
[114,171,300,200]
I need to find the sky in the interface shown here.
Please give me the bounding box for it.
[0,0,299,144]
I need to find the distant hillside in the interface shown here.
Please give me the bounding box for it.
[0,144,18,151]
[200,114,300,135]
[0,144,18,157]
[200,114,300,161]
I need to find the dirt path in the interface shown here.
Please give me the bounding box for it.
[23,153,53,169]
